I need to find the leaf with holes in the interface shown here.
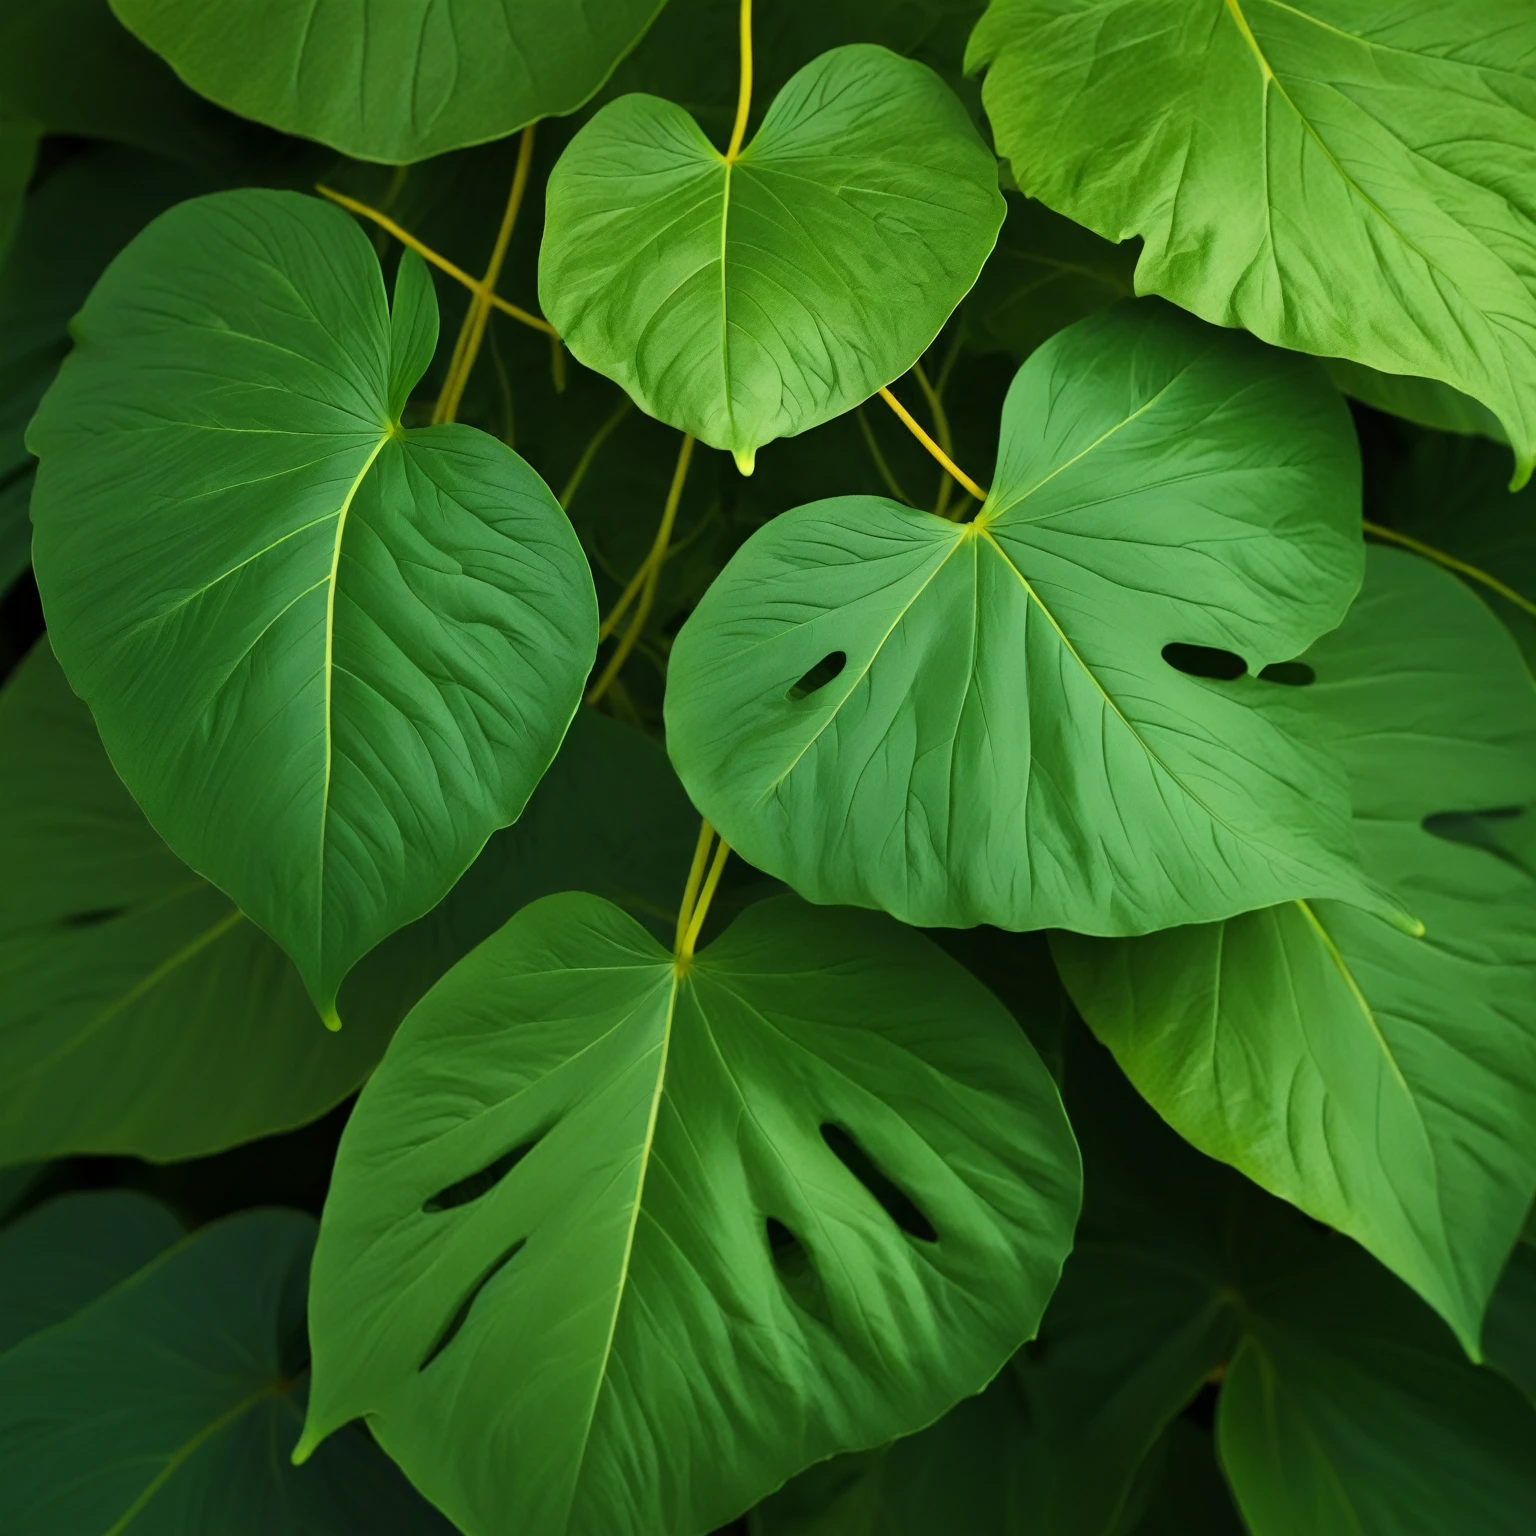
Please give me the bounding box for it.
[539,44,1004,473]
[0,1209,453,1534]
[299,891,1080,1536]
[666,300,1396,936]
[1054,549,1536,1352]
[109,0,667,162]
[966,0,1536,486]
[27,189,597,1018]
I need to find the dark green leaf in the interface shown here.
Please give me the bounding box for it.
[1327,359,1507,444]
[1131,1421,1245,1536]
[667,300,1390,935]
[0,1190,181,1352]
[28,189,597,1016]
[967,0,1536,485]
[1055,549,1536,1350]
[110,0,668,161]
[301,892,1080,1536]
[0,116,38,269]
[540,45,1004,473]
[1484,1217,1536,1409]
[0,1209,453,1533]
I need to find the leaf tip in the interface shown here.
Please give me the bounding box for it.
[733,447,756,477]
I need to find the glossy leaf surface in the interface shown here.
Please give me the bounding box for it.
[0,1190,181,1352]
[302,892,1080,1536]
[0,1210,453,1533]
[1056,550,1536,1351]
[110,0,666,162]
[967,0,1536,485]
[667,302,1384,934]
[540,44,1003,472]
[28,189,597,1016]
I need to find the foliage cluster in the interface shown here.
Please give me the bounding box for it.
[2,1,1536,1533]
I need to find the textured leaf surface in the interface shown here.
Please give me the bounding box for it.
[28,189,597,1015]
[1056,550,1536,1350]
[540,44,1003,472]
[110,0,665,162]
[967,0,1536,485]
[667,301,1384,934]
[301,892,1080,1536]
[0,1210,452,1534]
[0,1191,181,1352]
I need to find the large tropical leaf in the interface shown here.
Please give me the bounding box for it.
[28,189,597,1017]
[666,301,1391,935]
[1055,549,1536,1352]
[300,892,1080,1536]
[0,115,37,269]
[0,1209,453,1533]
[109,0,666,162]
[540,44,1004,473]
[0,1190,181,1352]
[966,0,1536,486]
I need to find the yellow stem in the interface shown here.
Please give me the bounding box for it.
[559,398,632,509]
[855,406,914,506]
[1364,521,1536,620]
[725,0,754,161]
[678,837,732,968]
[434,125,537,426]
[587,434,696,702]
[912,360,965,519]
[674,820,718,950]
[878,385,988,504]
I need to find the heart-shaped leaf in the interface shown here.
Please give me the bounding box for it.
[666,301,1393,935]
[299,892,1080,1536]
[539,44,1004,473]
[1054,549,1536,1351]
[0,1209,453,1534]
[967,0,1536,486]
[28,189,598,1018]
[109,0,667,162]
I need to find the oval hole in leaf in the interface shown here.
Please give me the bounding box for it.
[1161,642,1247,682]
[419,1238,526,1373]
[1258,660,1316,687]
[788,652,848,702]
[765,1217,832,1327]
[820,1123,938,1242]
[423,1132,546,1214]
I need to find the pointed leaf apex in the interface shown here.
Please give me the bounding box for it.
[733,448,756,476]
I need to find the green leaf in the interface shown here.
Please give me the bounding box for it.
[1132,1421,1245,1536]
[1,145,216,594]
[109,0,667,162]
[1326,359,1507,445]
[1055,548,1536,1351]
[963,192,1137,359]
[0,639,398,1164]
[1485,1222,1536,1410]
[28,189,598,1017]
[539,44,1004,474]
[0,1163,45,1223]
[0,114,38,269]
[666,300,1389,935]
[300,892,1080,1536]
[967,0,1536,487]
[340,708,700,1034]
[0,1209,453,1534]
[0,1190,181,1352]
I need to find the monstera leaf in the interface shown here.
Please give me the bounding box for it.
[666,301,1393,936]
[109,0,666,162]
[540,44,1004,473]
[0,1210,453,1534]
[967,0,1536,486]
[300,892,1080,1536]
[28,190,597,1018]
[1055,550,1536,1352]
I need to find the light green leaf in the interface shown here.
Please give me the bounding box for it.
[1055,549,1536,1351]
[0,1191,181,1353]
[963,192,1137,359]
[967,0,1536,486]
[301,892,1080,1536]
[1326,359,1507,445]
[28,189,598,1017]
[0,639,398,1165]
[539,44,1004,473]
[0,145,217,594]
[666,300,1390,935]
[109,0,667,162]
[0,1209,453,1534]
